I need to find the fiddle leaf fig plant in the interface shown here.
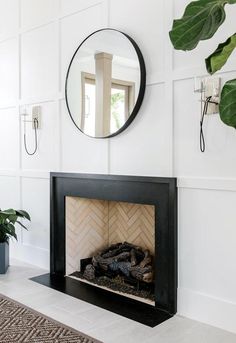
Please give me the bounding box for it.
[206,34,236,74]
[169,0,232,51]
[0,209,30,243]
[169,0,236,129]
[219,79,236,126]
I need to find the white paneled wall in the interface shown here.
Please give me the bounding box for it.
[109,0,165,84]
[0,108,19,169]
[21,24,58,100]
[109,84,172,176]
[21,0,57,30]
[0,0,18,41]
[21,177,50,251]
[61,100,108,173]
[0,0,236,333]
[0,38,18,107]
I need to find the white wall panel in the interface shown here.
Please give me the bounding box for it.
[0,0,18,40]
[61,100,108,173]
[110,0,165,84]
[174,76,236,178]
[21,24,57,100]
[21,0,58,30]
[60,3,105,91]
[60,0,101,16]
[179,188,236,302]
[0,176,20,209]
[21,177,50,250]
[21,102,59,171]
[110,84,172,176]
[0,38,18,107]
[0,108,19,170]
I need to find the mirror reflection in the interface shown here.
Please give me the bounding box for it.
[65,29,143,138]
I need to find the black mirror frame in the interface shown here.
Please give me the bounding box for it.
[65,28,146,139]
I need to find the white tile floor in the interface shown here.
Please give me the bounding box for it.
[0,260,236,343]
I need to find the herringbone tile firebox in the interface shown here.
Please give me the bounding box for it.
[65,197,155,275]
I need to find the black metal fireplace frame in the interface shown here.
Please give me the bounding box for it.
[32,172,177,327]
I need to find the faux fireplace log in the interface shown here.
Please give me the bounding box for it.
[86,242,154,283]
[31,173,177,327]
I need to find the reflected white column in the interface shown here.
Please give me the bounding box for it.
[95,52,113,137]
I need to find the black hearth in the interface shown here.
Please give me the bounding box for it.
[31,173,177,327]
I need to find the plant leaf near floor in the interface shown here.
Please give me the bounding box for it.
[169,0,236,129]
[0,209,30,243]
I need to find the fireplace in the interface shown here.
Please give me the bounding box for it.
[31,173,177,327]
[66,197,156,305]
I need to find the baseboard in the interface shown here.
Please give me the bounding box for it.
[178,288,236,334]
[10,243,49,270]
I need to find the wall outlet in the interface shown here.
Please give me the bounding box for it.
[203,77,221,114]
[32,106,41,129]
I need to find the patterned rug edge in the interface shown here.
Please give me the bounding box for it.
[0,293,103,343]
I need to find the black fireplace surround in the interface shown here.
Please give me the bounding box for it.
[31,172,177,327]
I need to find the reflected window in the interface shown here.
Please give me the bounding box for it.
[81,73,135,136]
[82,74,96,136]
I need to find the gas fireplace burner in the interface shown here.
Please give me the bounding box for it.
[70,241,155,304]
[31,173,177,327]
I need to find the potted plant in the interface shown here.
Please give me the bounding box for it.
[0,209,30,274]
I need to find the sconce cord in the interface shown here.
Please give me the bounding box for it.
[200,96,212,153]
[23,118,38,156]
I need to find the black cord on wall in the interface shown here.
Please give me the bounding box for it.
[200,96,212,153]
[23,118,38,156]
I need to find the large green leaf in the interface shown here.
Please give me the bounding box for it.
[219,79,236,128]
[206,33,236,74]
[0,209,16,216]
[169,0,236,51]
[16,221,28,231]
[0,208,30,242]
[15,210,31,221]
[0,209,16,224]
[8,214,17,224]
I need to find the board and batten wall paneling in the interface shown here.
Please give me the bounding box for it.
[174,76,236,178]
[0,0,19,41]
[109,84,172,176]
[0,38,18,107]
[0,0,236,333]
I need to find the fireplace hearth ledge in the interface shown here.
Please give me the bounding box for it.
[30,273,172,327]
[68,274,155,306]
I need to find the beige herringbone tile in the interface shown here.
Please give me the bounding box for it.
[66,197,155,274]
[108,202,155,254]
[66,197,109,274]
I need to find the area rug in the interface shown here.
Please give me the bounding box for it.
[0,294,102,343]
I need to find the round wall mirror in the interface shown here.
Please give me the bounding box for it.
[65,28,146,138]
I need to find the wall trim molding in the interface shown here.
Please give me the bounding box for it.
[177,177,236,192]
[1,171,236,192]
[0,170,49,179]
[178,287,236,334]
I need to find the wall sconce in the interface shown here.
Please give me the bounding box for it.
[21,106,41,156]
[194,77,221,152]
